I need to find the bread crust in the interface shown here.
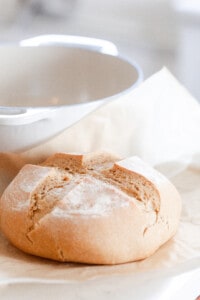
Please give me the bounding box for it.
[0,152,181,264]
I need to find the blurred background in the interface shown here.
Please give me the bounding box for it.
[0,0,199,101]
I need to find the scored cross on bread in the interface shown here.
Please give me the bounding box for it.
[0,152,181,264]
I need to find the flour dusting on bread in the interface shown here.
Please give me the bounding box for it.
[51,175,132,217]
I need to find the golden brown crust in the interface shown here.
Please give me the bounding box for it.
[42,151,120,173]
[0,152,181,264]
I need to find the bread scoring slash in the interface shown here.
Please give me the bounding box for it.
[0,152,181,264]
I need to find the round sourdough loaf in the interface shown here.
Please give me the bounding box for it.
[0,152,181,264]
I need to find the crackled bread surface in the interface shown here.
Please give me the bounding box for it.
[0,152,181,264]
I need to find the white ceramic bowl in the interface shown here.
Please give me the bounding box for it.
[0,35,143,152]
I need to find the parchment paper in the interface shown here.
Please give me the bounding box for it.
[0,68,200,299]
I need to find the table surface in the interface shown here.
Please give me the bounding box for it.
[0,0,200,102]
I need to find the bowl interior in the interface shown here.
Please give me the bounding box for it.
[0,46,140,107]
